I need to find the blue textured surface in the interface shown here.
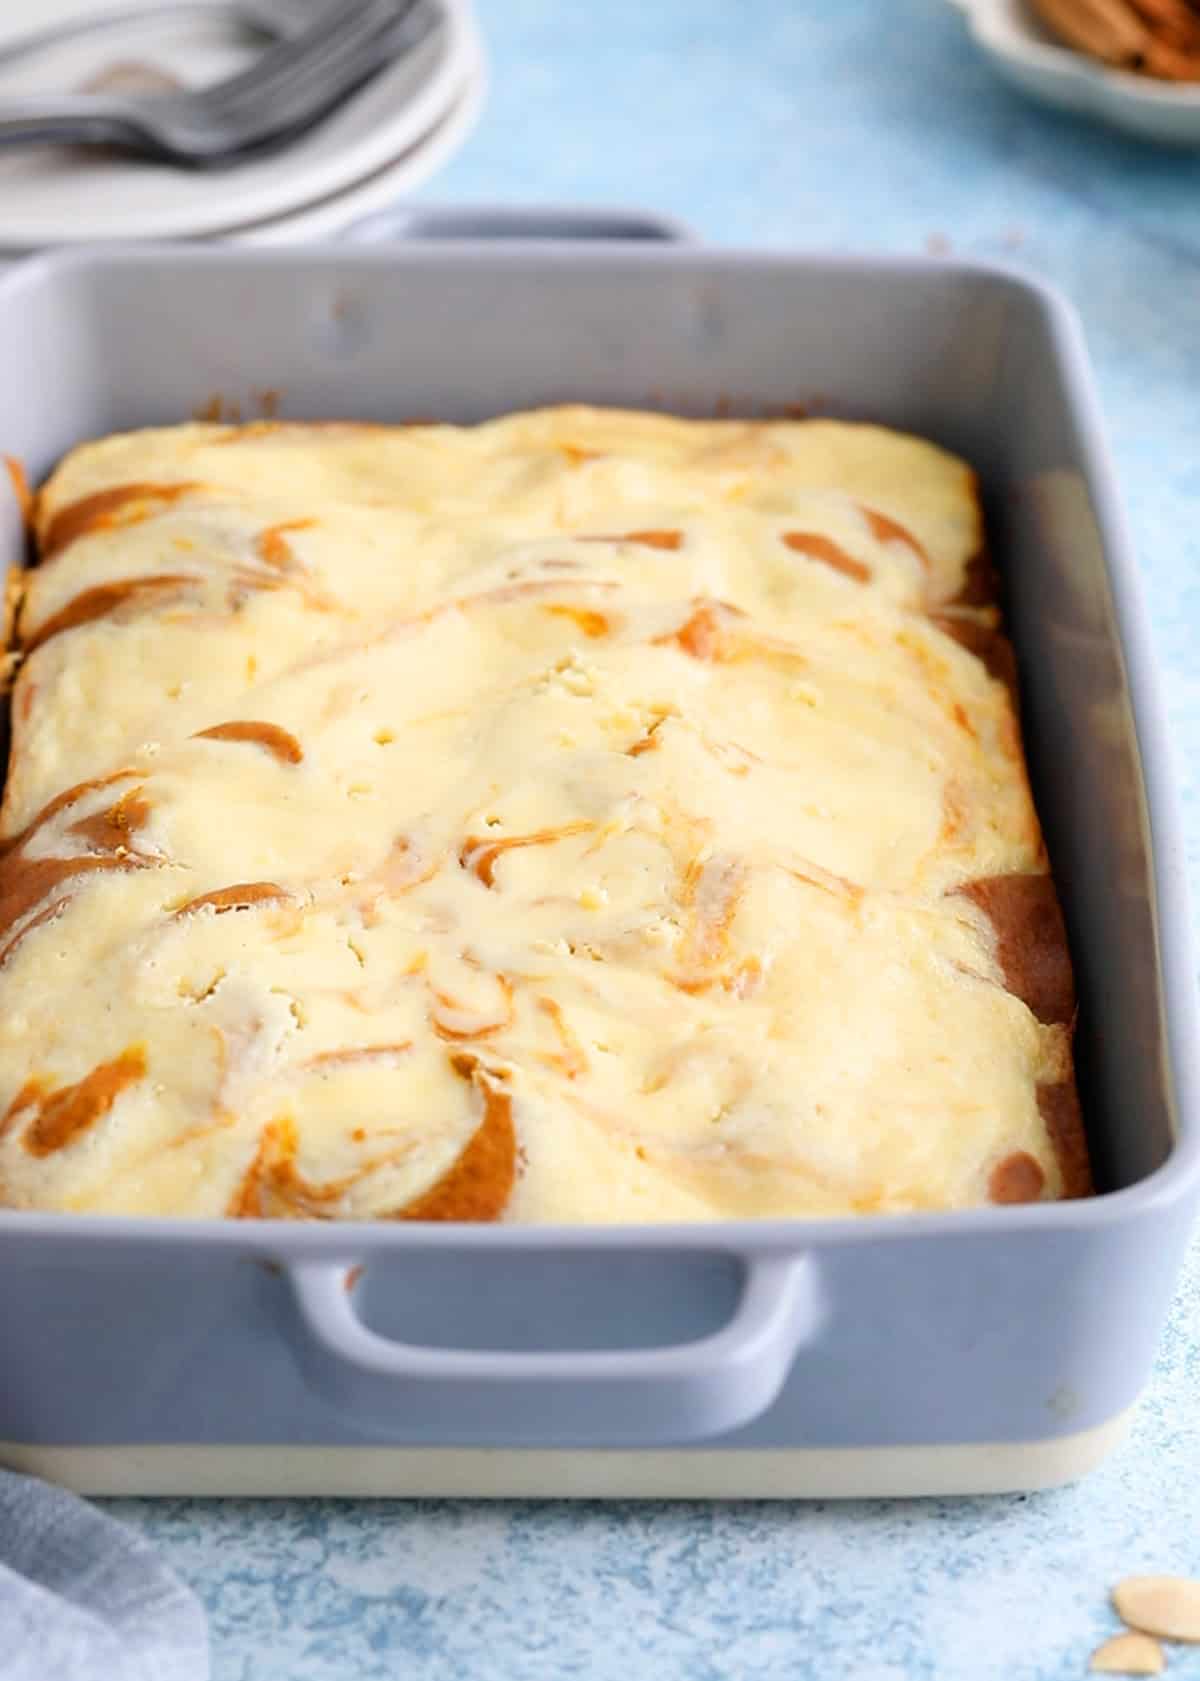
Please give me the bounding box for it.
[112,2,1200,1676]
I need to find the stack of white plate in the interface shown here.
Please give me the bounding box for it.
[0,0,485,249]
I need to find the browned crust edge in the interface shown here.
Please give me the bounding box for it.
[928,479,1020,700]
[1038,1080,1092,1200]
[0,661,35,844]
[0,461,33,845]
[958,874,1091,1199]
[958,875,1074,1029]
[948,474,1089,1201]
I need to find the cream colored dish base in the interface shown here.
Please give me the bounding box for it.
[0,1411,1133,1498]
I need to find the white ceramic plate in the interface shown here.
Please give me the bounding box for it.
[949,0,1200,145]
[0,0,477,244]
[227,45,484,246]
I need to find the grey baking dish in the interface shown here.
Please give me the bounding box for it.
[0,227,1196,1499]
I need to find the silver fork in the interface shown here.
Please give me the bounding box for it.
[0,1,334,70]
[0,0,435,167]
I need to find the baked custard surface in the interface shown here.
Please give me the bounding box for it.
[0,408,1086,1219]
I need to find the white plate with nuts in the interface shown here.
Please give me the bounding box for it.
[947,0,1200,145]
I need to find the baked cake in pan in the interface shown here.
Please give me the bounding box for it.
[0,408,1087,1219]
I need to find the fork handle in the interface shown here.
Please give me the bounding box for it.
[0,98,136,152]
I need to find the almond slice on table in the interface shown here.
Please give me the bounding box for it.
[1112,1575,1200,1642]
[1089,1631,1166,1674]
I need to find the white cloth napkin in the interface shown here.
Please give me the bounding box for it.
[0,1471,208,1681]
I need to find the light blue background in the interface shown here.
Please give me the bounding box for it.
[115,3,1200,1676]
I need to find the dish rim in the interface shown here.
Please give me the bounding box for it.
[1,240,1196,1251]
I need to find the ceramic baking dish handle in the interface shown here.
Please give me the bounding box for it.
[343,204,696,244]
[285,1253,820,1444]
